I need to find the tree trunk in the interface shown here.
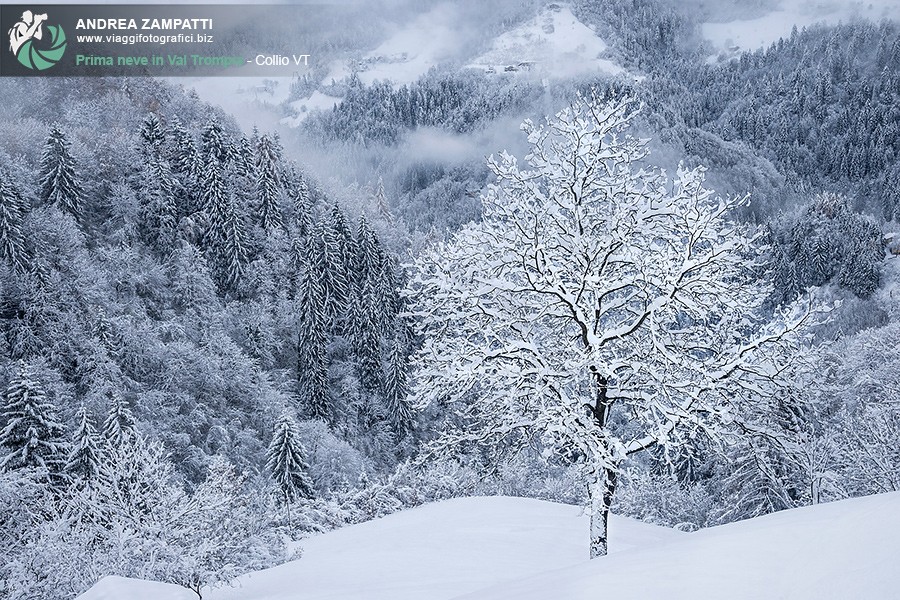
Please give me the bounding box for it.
[589,467,618,558]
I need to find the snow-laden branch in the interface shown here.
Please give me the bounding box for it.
[404,92,820,558]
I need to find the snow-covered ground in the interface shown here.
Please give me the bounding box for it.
[171,75,295,132]
[281,91,343,127]
[467,4,624,79]
[181,2,630,132]
[209,496,680,600]
[324,3,465,87]
[76,492,900,600]
[703,0,900,61]
[461,492,900,600]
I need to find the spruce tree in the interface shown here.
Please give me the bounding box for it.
[168,119,198,179]
[39,127,83,218]
[373,252,401,336]
[142,158,178,254]
[383,334,414,436]
[65,404,102,481]
[291,175,312,236]
[198,154,247,293]
[297,251,330,421]
[0,172,28,272]
[102,394,137,449]
[353,216,382,286]
[200,119,232,165]
[266,411,314,503]
[328,205,355,277]
[0,361,67,474]
[254,135,284,231]
[318,221,351,328]
[140,113,165,159]
[373,177,394,224]
[352,280,383,393]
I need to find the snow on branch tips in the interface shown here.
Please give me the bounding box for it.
[404,91,822,559]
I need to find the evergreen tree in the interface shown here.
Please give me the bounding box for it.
[373,253,401,336]
[0,361,67,475]
[328,205,355,278]
[354,216,382,286]
[318,220,351,328]
[291,175,312,236]
[373,177,394,224]
[265,411,314,503]
[198,154,247,293]
[254,135,284,231]
[39,127,83,218]
[0,172,28,272]
[213,193,247,294]
[296,255,330,420]
[140,113,165,159]
[102,394,137,449]
[65,404,102,481]
[168,119,198,179]
[142,157,178,254]
[200,119,232,165]
[383,334,413,436]
[352,280,383,393]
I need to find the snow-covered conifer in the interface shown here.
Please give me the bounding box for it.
[65,404,102,482]
[140,113,165,159]
[352,281,383,393]
[198,153,247,292]
[291,175,312,236]
[0,361,67,475]
[383,334,414,437]
[142,157,178,253]
[297,251,330,420]
[255,135,284,231]
[266,411,314,503]
[200,119,232,165]
[373,177,394,224]
[0,172,28,272]
[39,127,83,218]
[168,119,198,178]
[101,394,137,449]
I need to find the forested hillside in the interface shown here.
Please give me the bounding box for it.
[2,1,900,598]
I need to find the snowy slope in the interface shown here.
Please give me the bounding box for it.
[703,0,900,61]
[468,4,624,78]
[207,496,681,600]
[76,493,900,600]
[324,3,465,87]
[456,491,900,600]
[324,2,625,88]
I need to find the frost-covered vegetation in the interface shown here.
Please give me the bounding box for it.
[2,0,900,597]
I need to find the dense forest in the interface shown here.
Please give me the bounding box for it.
[1,0,899,597]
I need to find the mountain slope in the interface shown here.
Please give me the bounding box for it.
[455,492,900,600]
[76,492,900,600]
[208,496,681,600]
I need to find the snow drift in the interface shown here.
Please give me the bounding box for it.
[76,492,900,600]
[459,492,900,600]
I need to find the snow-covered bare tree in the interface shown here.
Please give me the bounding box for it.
[406,95,814,558]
